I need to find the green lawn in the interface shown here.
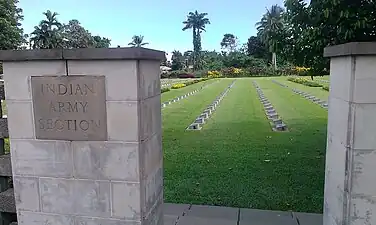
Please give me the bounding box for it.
[162,77,326,213]
[272,77,329,100]
[161,79,217,102]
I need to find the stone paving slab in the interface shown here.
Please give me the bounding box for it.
[186,204,238,219]
[293,212,323,225]
[178,216,237,225]
[239,208,297,225]
[163,203,323,225]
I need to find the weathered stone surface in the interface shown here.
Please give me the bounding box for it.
[142,165,163,216]
[140,95,161,141]
[143,194,163,225]
[6,101,34,139]
[72,141,139,181]
[3,61,66,101]
[75,217,140,225]
[187,205,238,219]
[140,133,162,180]
[13,176,39,212]
[31,76,107,141]
[137,60,161,100]
[107,101,138,142]
[40,178,111,216]
[63,47,165,61]
[67,60,138,101]
[18,211,74,225]
[239,208,296,225]
[111,182,141,220]
[195,118,205,124]
[11,139,73,177]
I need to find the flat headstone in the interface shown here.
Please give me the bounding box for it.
[275,123,287,131]
[273,119,283,125]
[239,208,296,225]
[161,104,166,107]
[200,113,209,119]
[265,106,274,111]
[268,113,279,120]
[267,109,276,114]
[187,123,201,130]
[195,118,205,124]
[263,103,272,107]
[293,212,323,225]
[203,109,211,114]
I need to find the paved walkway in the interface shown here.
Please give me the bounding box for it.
[164,203,323,225]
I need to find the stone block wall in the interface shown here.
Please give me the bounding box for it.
[1,48,165,225]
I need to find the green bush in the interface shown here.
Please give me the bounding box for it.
[322,85,329,91]
[287,77,323,87]
[161,87,170,93]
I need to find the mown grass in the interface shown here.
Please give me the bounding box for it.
[161,79,217,102]
[163,78,326,213]
[272,77,329,100]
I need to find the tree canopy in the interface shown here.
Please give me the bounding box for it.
[0,0,25,50]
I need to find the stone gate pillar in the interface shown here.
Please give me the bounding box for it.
[0,47,165,225]
[323,42,376,225]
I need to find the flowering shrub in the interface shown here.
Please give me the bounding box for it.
[287,77,322,87]
[293,66,311,76]
[207,70,222,78]
[171,83,186,89]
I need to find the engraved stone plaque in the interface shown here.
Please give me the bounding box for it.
[31,76,107,141]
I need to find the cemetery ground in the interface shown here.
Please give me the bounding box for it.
[162,77,328,214]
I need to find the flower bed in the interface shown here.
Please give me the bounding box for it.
[171,83,186,89]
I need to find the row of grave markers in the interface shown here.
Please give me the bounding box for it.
[253,81,288,132]
[187,80,236,130]
[161,80,218,108]
[272,80,328,110]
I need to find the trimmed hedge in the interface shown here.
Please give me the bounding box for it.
[161,87,170,93]
[160,78,211,93]
[287,77,323,87]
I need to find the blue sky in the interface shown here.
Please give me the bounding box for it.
[19,0,285,57]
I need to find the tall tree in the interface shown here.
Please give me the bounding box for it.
[128,35,149,47]
[92,36,111,48]
[183,50,194,67]
[0,0,25,50]
[171,50,184,70]
[30,10,63,49]
[256,5,285,69]
[246,36,269,60]
[220,34,238,52]
[62,20,94,48]
[284,0,376,74]
[182,10,210,70]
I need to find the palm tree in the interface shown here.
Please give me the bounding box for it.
[256,5,284,69]
[30,10,62,49]
[182,10,210,70]
[128,35,149,47]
